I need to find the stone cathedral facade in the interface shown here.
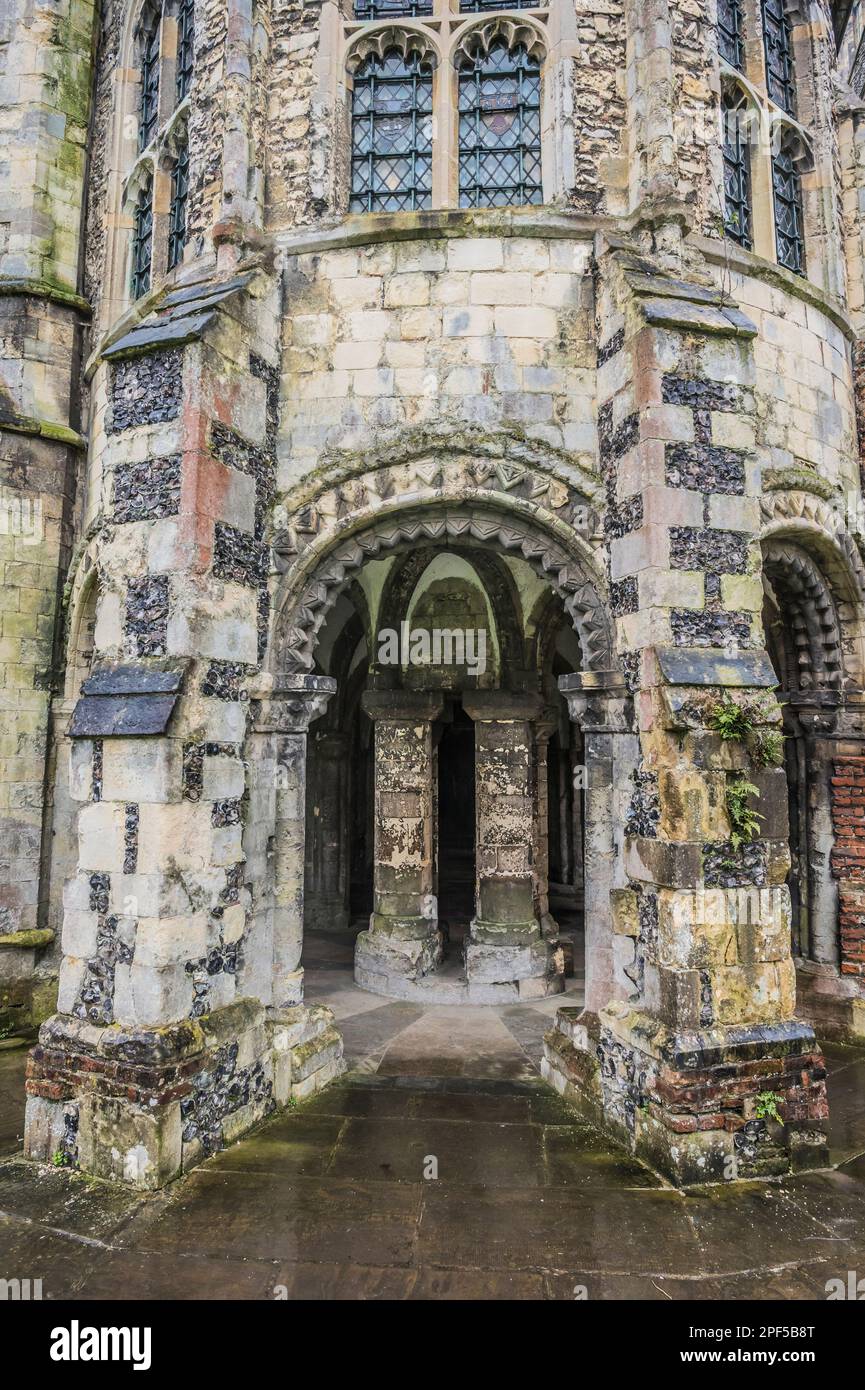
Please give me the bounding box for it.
[3,0,865,1189]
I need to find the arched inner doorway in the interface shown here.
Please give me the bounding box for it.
[761,536,846,966]
[299,542,587,1001]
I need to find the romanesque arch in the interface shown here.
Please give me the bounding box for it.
[760,493,865,1033]
[265,436,612,1004]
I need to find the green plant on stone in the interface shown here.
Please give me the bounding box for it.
[755,1090,784,1125]
[710,692,753,742]
[751,728,785,768]
[52,1149,70,1168]
[726,776,763,849]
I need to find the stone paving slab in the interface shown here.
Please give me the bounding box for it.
[0,934,864,1300]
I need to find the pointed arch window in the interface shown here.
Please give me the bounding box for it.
[459,0,538,10]
[717,0,745,71]
[167,141,189,269]
[139,7,162,149]
[353,0,431,17]
[772,130,805,273]
[457,40,542,208]
[761,0,796,115]
[121,1,197,305]
[349,49,434,213]
[130,173,154,299]
[722,90,753,248]
[176,0,195,102]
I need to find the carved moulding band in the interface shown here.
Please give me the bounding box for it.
[345,24,440,73]
[272,503,612,676]
[454,16,547,66]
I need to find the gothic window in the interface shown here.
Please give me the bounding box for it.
[773,131,805,273]
[717,0,745,72]
[130,173,154,299]
[139,7,161,149]
[459,0,538,10]
[762,0,796,115]
[349,50,433,213]
[122,1,197,305]
[458,41,542,208]
[722,91,752,248]
[167,142,189,270]
[353,0,431,17]
[176,0,195,102]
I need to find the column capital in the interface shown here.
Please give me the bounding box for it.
[557,672,632,732]
[361,690,445,723]
[462,691,543,722]
[252,673,337,733]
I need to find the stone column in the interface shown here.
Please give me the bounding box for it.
[462,692,564,1001]
[251,676,337,1006]
[304,730,350,931]
[532,718,557,936]
[354,691,444,996]
[789,692,865,1042]
[557,672,639,1015]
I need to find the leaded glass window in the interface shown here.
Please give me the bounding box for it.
[722,94,752,248]
[460,0,538,11]
[350,50,433,213]
[762,0,796,115]
[717,0,745,71]
[772,134,805,273]
[458,42,542,209]
[353,0,431,17]
[168,143,189,270]
[130,174,154,299]
[176,0,195,102]
[139,8,161,149]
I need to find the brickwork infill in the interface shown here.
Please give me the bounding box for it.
[830,757,865,977]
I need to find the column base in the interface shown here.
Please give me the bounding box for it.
[24,997,345,1189]
[354,914,443,995]
[795,959,865,1044]
[542,1002,829,1187]
[465,921,565,998]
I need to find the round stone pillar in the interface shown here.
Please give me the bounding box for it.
[462,692,565,1000]
[354,690,445,995]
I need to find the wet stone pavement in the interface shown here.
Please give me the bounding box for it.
[1,930,865,1301]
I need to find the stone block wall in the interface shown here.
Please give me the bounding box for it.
[279,229,596,488]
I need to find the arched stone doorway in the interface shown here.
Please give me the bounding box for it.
[760,519,865,1039]
[269,452,615,1008]
[298,542,592,1001]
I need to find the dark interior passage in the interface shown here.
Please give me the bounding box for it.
[437,704,476,924]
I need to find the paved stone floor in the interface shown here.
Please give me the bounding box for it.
[1,929,865,1300]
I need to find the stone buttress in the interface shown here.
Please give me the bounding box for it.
[542,239,830,1184]
[23,275,344,1187]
